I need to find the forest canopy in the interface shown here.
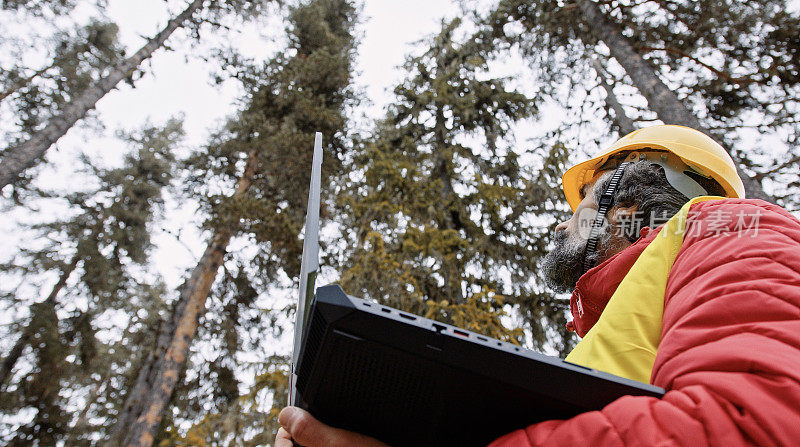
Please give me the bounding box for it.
[1,0,798,445]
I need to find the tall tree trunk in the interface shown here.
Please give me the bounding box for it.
[0,0,205,191]
[109,150,259,447]
[0,255,78,388]
[576,0,770,200]
[591,56,636,136]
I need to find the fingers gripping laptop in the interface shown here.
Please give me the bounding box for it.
[288,133,663,446]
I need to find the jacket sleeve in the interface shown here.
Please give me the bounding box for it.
[490,200,800,447]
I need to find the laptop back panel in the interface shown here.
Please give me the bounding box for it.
[296,284,664,446]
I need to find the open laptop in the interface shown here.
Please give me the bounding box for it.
[289,133,664,446]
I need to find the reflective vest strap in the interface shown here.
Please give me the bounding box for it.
[565,196,722,383]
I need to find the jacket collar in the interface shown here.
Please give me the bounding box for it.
[567,226,660,337]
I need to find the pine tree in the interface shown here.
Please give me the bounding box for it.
[573,0,778,200]
[0,10,126,196]
[67,280,171,444]
[337,19,575,350]
[0,118,181,444]
[484,0,799,202]
[0,0,277,191]
[593,0,800,203]
[109,1,358,444]
[0,20,123,105]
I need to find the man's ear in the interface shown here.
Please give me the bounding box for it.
[610,205,640,243]
[610,205,638,224]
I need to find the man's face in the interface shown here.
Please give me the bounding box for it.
[542,172,629,293]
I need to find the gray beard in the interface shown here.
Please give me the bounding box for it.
[542,224,614,294]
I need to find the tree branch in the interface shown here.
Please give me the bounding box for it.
[639,45,761,85]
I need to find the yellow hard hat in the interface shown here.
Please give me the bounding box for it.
[561,125,745,211]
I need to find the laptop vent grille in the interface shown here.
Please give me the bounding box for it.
[318,335,440,443]
[297,313,326,393]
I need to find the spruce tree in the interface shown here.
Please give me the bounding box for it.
[110,1,358,444]
[484,0,799,202]
[0,20,123,104]
[591,55,636,136]
[0,118,180,444]
[0,11,125,196]
[0,0,277,191]
[589,0,800,203]
[337,19,575,350]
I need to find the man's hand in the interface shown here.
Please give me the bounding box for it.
[276,407,390,447]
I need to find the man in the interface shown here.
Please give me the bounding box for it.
[276,125,800,446]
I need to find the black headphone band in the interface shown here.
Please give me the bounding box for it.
[581,161,632,274]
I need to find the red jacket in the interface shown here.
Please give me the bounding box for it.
[491,199,800,446]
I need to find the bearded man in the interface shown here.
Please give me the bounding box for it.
[277,125,800,446]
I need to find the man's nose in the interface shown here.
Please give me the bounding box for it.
[555,220,569,232]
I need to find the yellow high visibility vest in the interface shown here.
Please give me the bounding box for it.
[565,197,721,383]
